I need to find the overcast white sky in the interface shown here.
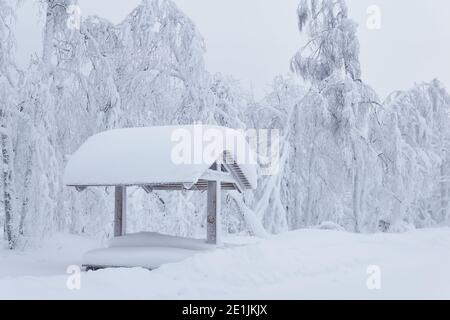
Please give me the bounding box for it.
[15,0,450,99]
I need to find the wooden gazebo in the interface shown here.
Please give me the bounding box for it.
[64,125,257,247]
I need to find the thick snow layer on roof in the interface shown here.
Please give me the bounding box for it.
[64,125,257,188]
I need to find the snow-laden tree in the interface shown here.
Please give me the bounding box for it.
[209,73,248,129]
[281,1,450,232]
[17,62,71,237]
[0,0,21,248]
[382,80,450,229]
[273,0,385,232]
[305,17,385,230]
[80,16,121,130]
[291,0,361,84]
[11,0,98,238]
[246,76,304,233]
[112,0,209,127]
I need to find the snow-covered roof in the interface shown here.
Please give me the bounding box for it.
[64,125,257,190]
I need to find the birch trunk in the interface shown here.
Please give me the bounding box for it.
[19,146,33,236]
[228,191,270,239]
[43,1,55,69]
[1,116,17,249]
[352,141,363,233]
[440,163,448,222]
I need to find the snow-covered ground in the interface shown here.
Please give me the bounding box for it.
[1,228,450,300]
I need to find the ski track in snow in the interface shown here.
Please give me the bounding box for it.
[1,228,450,299]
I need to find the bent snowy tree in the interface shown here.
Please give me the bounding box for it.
[64,125,258,249]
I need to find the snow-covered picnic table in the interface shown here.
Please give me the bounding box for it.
[83,232,217,270]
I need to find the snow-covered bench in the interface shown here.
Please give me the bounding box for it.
[83,232,216,270]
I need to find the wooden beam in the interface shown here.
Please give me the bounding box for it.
[138,181,238,191]
[207,164,222,245]
[142,185,153,194]
[114,186,127,237]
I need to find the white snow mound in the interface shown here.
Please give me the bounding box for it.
[64,125,257,189]
[82,232,216,269]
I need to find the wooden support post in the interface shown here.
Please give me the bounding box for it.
[114,186,127,237]
[207,179,222,245]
